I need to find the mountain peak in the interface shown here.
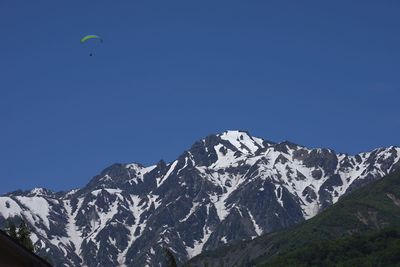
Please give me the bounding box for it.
[217,130,266,155]
[2,131,399,266]
[28,187,53,197]
[220,129,250,137]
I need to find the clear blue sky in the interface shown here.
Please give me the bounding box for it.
[1,0,399,193]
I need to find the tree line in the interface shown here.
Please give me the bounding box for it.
[5,219,34,252]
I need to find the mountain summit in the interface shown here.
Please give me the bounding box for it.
[0,130,399,266]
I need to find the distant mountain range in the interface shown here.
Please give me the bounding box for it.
[0,130,399,266]
[187,170,400,266]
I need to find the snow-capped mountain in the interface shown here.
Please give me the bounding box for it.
[1,130,399,266]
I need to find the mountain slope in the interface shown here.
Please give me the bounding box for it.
[186,170,400,267]
[0,130,399,266]
[263,228,400,267]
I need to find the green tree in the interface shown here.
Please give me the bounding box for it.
[17,220,34,252]
[6,219,18,240]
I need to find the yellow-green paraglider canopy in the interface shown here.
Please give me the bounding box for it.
[80,35,103,44]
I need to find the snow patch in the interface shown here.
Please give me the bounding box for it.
[179,202,200,222]
[157,160,178,187]
[117,195,147,266]
[248,209,263,236]
[186,204,212,258]
[91,188,122,196]
[0,197,23,218]
[64,198,84,256]
[16,196,50,229]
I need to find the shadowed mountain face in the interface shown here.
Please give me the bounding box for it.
[187,170,400,267]
[0,130,399,266]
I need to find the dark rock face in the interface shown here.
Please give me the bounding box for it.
[0,130,399,267]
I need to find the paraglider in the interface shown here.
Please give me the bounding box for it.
[80,35,103,56]
[80,35,103,44]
